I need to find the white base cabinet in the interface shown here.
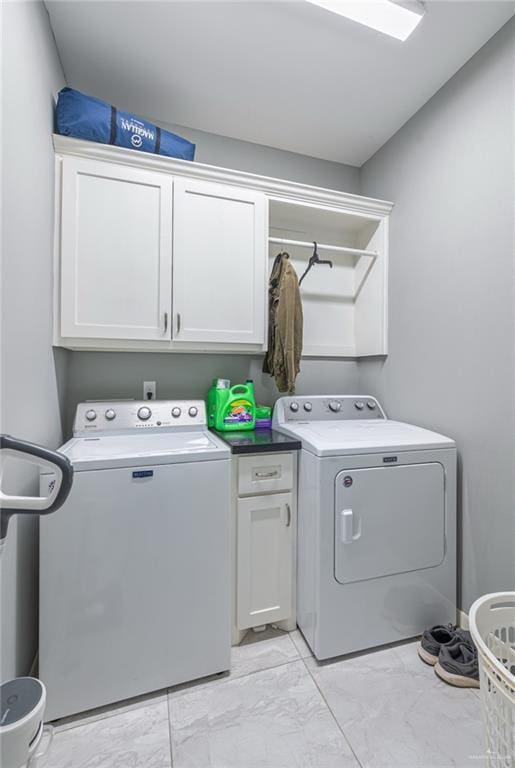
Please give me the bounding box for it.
[236,492,293,629]
[232,452,297,644]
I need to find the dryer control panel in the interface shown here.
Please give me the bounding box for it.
[73,400,207,435]
[275,396,386,423]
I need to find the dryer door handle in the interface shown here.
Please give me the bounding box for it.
[339,508,361,544]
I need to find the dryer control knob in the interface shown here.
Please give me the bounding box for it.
[171,407,181,418]
[289,402,299,412]
[354,401,365,411]
[303,402,312,412]
[105,409,116,421]
[137,406,152,421]
[366,401,376,410]
[85,409,97,422]
[328,400,341,413]
[188,406,198,417]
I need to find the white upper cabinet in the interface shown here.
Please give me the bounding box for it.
[172,179,267,345]
[53,136,392,356]
[60,157,172,340]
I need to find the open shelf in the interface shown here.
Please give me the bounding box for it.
[269,198,388,358]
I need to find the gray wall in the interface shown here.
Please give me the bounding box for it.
[65,353,359,434]
[359,19,515,611]
[0,2,67,678]
[65,124,361,431]
[153,119,360,193]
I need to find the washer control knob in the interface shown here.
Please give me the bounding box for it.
[171,407,182,418]
[85,409,97,422]
[290,402,299,412]
[105,409,116,421]
[328,400,341,413]
[137,406,152,421]
[366,401,377,410]
[303,402,312,412]
[355,401,365,411]
[188,406,198,417]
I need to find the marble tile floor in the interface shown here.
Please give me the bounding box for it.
[38,629,485,768]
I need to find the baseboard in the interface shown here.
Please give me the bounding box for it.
[458,610,469,630]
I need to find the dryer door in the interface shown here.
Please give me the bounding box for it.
[334,463,445,585]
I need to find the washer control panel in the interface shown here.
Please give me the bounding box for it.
[280,396,385,422]
[74,400,207,434]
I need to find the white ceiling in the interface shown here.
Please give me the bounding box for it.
[46,1,514,166]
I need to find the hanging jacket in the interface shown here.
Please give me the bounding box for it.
[263,253,303,393]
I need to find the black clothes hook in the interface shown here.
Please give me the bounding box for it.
[299,242,333,286]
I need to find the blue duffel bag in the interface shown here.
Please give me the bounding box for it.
[55,87,195,161]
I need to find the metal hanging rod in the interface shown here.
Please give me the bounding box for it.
[268,237,377,259]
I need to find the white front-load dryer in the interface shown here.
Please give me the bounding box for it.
[274,396,456,660]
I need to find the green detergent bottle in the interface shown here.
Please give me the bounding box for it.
[206,378,230,429]
[207,379,256,431]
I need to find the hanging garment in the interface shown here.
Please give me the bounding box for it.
[263,252,303,394]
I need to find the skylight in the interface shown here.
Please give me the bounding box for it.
[306,0,425,41]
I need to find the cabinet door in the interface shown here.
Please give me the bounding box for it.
[237,492,293,630]
[60,158,172,340]
[173,178,267,345]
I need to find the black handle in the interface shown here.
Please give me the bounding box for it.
[0,434,74,540]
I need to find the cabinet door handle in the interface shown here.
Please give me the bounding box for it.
[163,312,168,334]
[285,503,292,527]
[176,313,181,334]
[255,470,279,479]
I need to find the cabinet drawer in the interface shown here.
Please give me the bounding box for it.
[238,453,293,496]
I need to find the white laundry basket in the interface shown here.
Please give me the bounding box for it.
[469,592,515,768]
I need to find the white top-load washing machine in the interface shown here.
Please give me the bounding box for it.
[39,400,231,721]
[273,395,456,660]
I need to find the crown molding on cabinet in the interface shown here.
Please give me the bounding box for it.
[53,135,394,218]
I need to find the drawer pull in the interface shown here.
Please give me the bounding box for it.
[286,503,292,527]
[238,455,292,495]
[254,469,279,479]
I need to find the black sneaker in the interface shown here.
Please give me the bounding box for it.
[418,624,471,666]
[434,638,480,688]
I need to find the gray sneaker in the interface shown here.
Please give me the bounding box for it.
[418,624,471,666]
[434,638,480,688]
